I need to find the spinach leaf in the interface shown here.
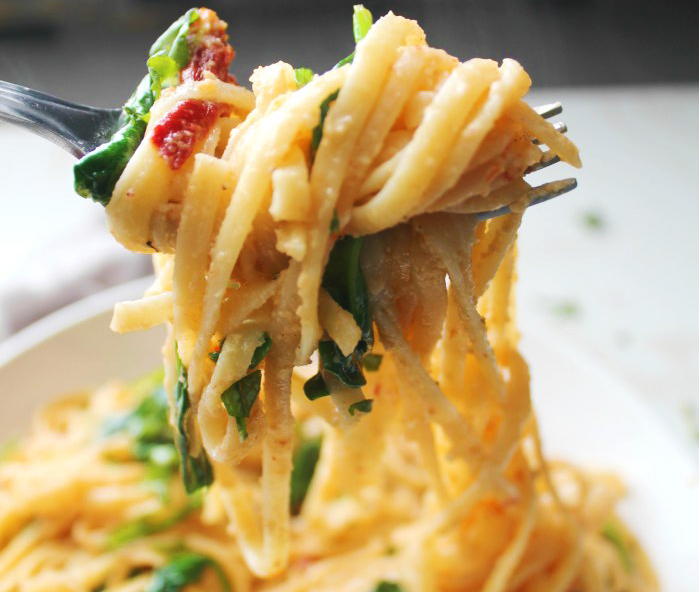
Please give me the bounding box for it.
[175,352,214,494]
[147,8,199,99]
[249,332,272,369]
[103,371,179,496]
[348,399,373,416]
[317,340,366,388]
[334,4,374,68]
[294,67,314,88]
[108,492,202,549]
[74,9,199,205]
[304,236,375,401]
[209,332,272,368]
[362,353,382,371]
[290,437,322,515]
[147,552,231,592]
[221,370,262,441]
[373,583,404,592]
[302,373,330,401]
[329,209,341,233]
[601,521,633,572]
[322,236,372,344]
[310,89,340,163]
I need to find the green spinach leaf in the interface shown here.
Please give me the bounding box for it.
[175,352,214,494]
[290,437,322,515]
[147,552,231,592]
[74,9,200,204]
[221,370,262,441]
[348,399,373,416]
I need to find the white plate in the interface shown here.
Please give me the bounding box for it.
[0,281,697,590]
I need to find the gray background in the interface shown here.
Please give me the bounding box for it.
[0,0,697,107]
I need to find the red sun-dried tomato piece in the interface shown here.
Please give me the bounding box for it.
[151,99,225,170]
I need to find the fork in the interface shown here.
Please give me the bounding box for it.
[0,80,576,217]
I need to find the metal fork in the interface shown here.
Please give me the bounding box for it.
[0,80,576,214]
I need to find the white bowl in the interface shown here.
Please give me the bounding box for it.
[0,281,696,590]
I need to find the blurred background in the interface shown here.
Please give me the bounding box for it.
[0,0,697,459]
[0,0,697,104]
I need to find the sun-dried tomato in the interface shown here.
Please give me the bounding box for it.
[151,99,226,169]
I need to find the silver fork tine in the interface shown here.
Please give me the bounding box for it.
[475,179,578,221]
[535,101,562,119]
[525,150,560,174]
[532,121,566,144]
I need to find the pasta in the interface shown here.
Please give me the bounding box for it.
[0,6,657,592]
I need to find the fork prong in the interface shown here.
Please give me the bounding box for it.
[475,178,577,221]
[534,102,562,119]
[525,151,560,174]
[532,121,567,144]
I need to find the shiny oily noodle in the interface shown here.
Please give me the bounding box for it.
[1,6,657,592]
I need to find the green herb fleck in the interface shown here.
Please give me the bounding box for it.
[551,301,580,318]
[147,552,232,592]
[601,521,633,573]
[582,211,605,231]
[290,437,322,515]
[363,353,382,371]
[348,399,373,416]
[294,67,314,88]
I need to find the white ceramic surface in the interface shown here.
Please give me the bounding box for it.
[0,283,697,589]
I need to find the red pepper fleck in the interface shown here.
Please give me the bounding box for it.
[151,99,227,169]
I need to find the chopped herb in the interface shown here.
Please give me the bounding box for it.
[373,582,404,592]
[108,492,202,549]
[330,209,341,233]
[601,521,633,573]
[310,89,340,162]
[582,211,605,231]
[551,300,580,318]
[227,280,241,290]
[303,373,331,401]
[294,67,314,88]
[74,9,200,204]
[348,399,373,416]
[175,351,214,493]
[363,353,382,371]
[147,552,232,592]
[221,370,262,441]
[290,437,322,515]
